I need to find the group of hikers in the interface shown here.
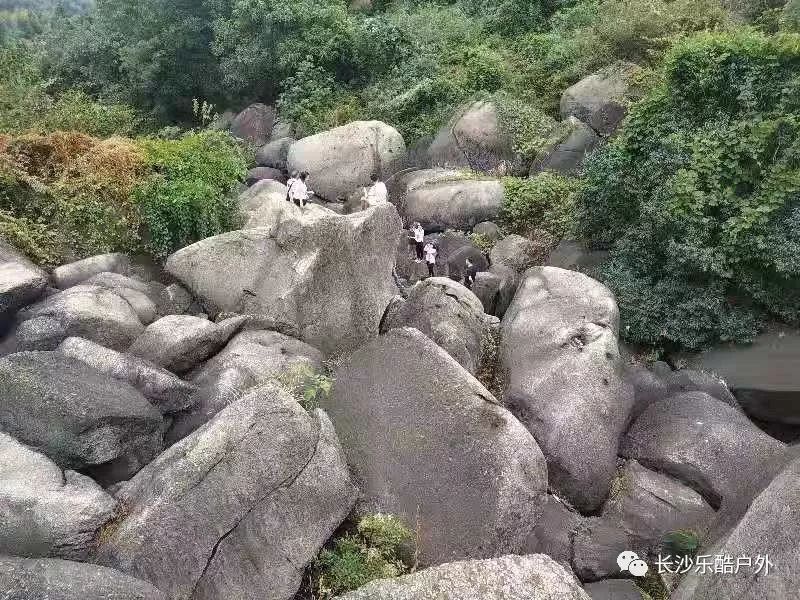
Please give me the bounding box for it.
[409,221,480,287]
[285,171,388,210]
[283,172,480,287]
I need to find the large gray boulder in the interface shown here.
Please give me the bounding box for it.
[500,267,634,513]
[156,282,193,316]
[400,171,504,232]
[602,459,715,555]
[0,557,167,600]
[490,233,550,273]
[335,554,590,600]
[52,253,131,290]
[128,314,246,373]
[230,103,275,146]
[83,272,157,325]
[0,261,48,326]
[526,495,582,567]
[165,201,401,356]
[168,329,323,442]
[561,62,642,136]
[57,337,196,413]
[547,239,610,273]
[622,392,785,508]
[381,277,496,374]
[323,327,548,565]
[256,136,294,169]
[689,327,800,425]
[531,116,600,175]
[428,100,534,175]
[571,518,629,582]
[584,579,648,600]
[95,384,357,600]
[15,285,144,351]
[287,120,406,201]
[0,432,117,560]
[672,453,800,600]
[246,166,284,186]
[0,352,163,479]
[488,263,519,318]
[237,178,334,229]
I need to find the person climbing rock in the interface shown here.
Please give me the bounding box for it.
[423,241,437,278]
[289,171,312,209]
[285,170,299,202]
[464,257,479,289]
[411,222,425,263]
[362,173,388,209]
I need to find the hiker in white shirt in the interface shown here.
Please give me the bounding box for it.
[411,222,425,262]
[285,170,298,202]
[289,171,312,208]
[362,173,388,209]
[423,241,437,278]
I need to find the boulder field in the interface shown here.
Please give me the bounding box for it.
[0,110,797,600]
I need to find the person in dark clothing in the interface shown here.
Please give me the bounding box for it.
[464,257,479,289]
[423,241,437,278]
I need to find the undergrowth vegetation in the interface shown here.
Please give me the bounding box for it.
[0,129,247,266]
[307,513,415,599]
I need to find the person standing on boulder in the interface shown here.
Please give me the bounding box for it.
[423,241,437,278]
[290,171,312,209]
[463,257,479,289]
[362,173,388,209]
[285,170,298,202]
[411,222,425,263]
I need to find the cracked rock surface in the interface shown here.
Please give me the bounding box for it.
[323,327,547,566]
[94,383,356,600]
[165,198,401,356]
[500,267,634,513]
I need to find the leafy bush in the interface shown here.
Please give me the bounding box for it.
[0,129,246,265]
[276,363,334,412]
[500,173,579,239]
[313,514,414,599]
[133,131,248,258]
[494,91,558,162]
[576,30,800,349]
[0,131,146,262]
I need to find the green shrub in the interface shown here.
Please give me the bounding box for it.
[133,131,248,258]
[0,209,60,267]
[576,29,800,349]
[276,363,334,412]
[663,529,701,557]
[500,173,578,239]
[0,131,147,263]
[314,514,414,599]
[494,91,558,162]
[512,0,730,114]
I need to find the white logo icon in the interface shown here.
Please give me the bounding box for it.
[617,551,649,577]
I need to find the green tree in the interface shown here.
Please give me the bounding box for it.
[45,0,222,121]
[577,29,800,349]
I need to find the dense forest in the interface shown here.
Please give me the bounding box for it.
[2,0,799,352]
